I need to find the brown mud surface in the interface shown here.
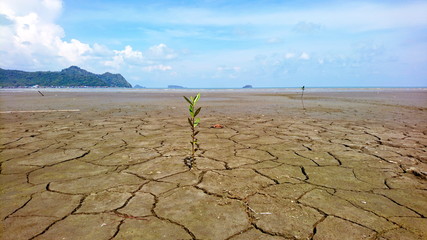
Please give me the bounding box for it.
[0,89,426,239]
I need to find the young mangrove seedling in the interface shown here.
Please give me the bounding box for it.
[183,93,201,169]
[301,86,305,110]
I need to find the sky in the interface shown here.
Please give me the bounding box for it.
[1,0,427,88]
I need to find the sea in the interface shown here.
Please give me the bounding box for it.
[1,87,426,94]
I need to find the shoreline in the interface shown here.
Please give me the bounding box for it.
[1,87,426,94]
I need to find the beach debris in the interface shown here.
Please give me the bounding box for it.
[183,93,201,168]
[38,90,44,96]
[211,124,224,129]
[246,204,272,215]
[405,167,427,179]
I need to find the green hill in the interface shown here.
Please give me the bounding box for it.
[0,66,132,88]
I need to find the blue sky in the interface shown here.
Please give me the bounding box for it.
[1,0,426,87]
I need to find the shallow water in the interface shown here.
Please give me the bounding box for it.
[1,87,426,94]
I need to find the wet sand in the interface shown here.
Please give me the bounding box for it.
[1,89,426,239]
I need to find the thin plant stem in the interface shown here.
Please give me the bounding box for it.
[183,93,201,168]
[301,86,305,110]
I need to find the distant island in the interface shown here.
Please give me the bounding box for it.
[242,85,253,88]
[0,66,132,88]
[133,84,146,89]
[168,85,185,89]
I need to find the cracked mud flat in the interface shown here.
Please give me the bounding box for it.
[0,89,426,240]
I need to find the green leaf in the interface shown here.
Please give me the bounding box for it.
[183,96,192,105]
[189,104,194,115]
[194,118,200,127]
[194,93,200,104]
[190,96,194,102]
[194,107,201,117]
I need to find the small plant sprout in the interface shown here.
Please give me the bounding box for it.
[183,93,201,168]
[301,86,305,110]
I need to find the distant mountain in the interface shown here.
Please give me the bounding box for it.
[242,85,253,88]
[133,84,145,88]
[0,66,132,88]
[168,85,185,89]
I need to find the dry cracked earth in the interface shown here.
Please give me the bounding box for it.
[0,90,426,240]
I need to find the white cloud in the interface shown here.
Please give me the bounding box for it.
[41,0,62,18]
[299,52,310,60]
[0,0,62,21]
[58,39,92,62]
[0,0,92,69]
[0,0,177,75]
[104,45,144,68]
[147,43,177,60]
[104,55,124,69]
[105,45,180,72]
[285,53,295,59]
[118,45,143,59]
[142,64,172,72]
[91,43,112,57]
